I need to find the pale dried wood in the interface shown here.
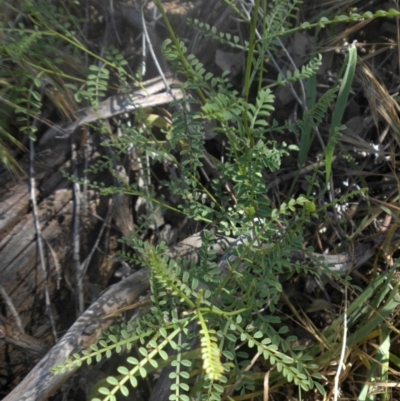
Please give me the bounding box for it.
[0,186,72,273]
[0,314,49,358]
[112,165,135,237]
[0,183,35,242]
[2,268,150,401]
[2,194,86,314]
[39,76,184,146]
[0,134,109,373]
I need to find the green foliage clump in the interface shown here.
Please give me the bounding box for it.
[5,0,400,400]
[50,0,355,398]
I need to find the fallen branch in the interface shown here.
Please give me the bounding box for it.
[3,269,149,401]
[39,75,183,146]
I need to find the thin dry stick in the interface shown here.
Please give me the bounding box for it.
[109,0,122,46]
[141,8,147,77]
[112,164,135,237]
[328,175,347,241]
[333,281,348,401]
[82,204,112,278]
[397,0,400,75]
[224,351,261,399]
[71,141,84,315]
[135,150,157,230]
[140,3,174,95]
[43,239,62,290]
[263,369,271,401]
[0,284,23,331]
[29,137,58,342]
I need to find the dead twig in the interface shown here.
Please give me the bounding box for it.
[71,140,84,315]
[39,76,184,146]
[29,136,58,342]
[333,283,348,401]
[81,202,112,278]
[0,284,23,332]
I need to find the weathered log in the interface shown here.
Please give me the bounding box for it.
[0,183,36,242]
[0,132,116,395]
[0,314,49,358]
[0,186,107,314]
[3,268,149,401]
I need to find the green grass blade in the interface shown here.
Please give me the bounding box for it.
[357,324,391,401]
[325,42,357,184]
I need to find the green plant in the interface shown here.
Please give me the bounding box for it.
[6,0,400,400]
[0,0,137,176]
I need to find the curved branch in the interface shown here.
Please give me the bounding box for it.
[3,269,149,401]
